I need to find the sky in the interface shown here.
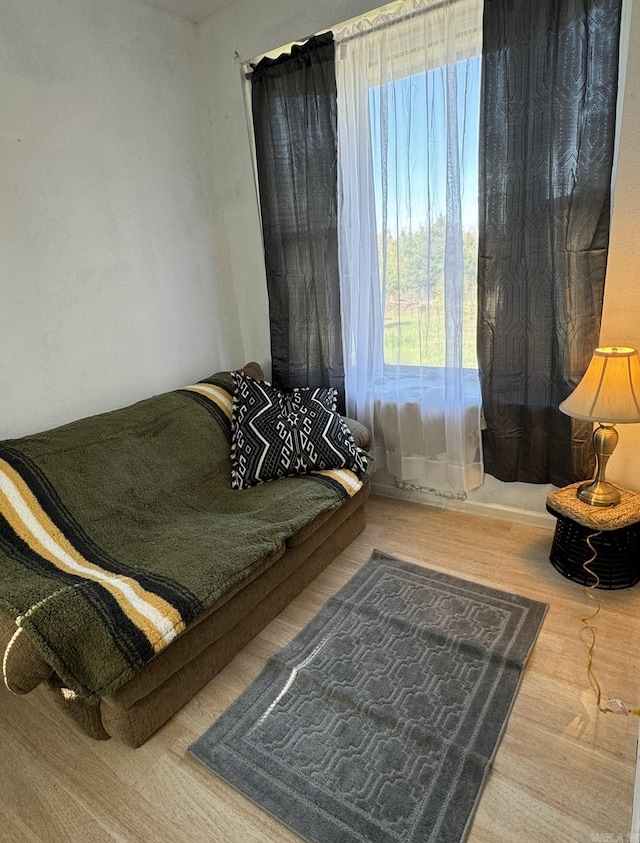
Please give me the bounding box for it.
[369,55,481,236]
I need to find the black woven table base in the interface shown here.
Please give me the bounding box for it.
[546,507,640,589]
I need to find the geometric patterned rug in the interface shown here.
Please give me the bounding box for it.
[189,550,548,843]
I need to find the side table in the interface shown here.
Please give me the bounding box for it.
[546,483,640,589]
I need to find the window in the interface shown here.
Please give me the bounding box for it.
[335,0,484,492]
[368,57,481,368]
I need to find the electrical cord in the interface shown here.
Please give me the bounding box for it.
[581,530,640,717]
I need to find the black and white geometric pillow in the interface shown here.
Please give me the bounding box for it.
[230,372,367,490]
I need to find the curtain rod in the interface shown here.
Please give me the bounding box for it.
[335,0,463,46]
[245,31,332,79]
[245,0,463,75]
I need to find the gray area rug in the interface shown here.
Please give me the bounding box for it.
[189,549,547,843]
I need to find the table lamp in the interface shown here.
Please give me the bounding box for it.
[559,346,640,507]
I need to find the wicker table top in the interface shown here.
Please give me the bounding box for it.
[546,483,640,530]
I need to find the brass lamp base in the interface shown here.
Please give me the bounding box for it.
[577,479,620,507]
[578,422,620,507]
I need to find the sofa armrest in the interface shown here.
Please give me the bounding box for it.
[240,362,265,380]
[0,615,54,694]
[342,417,372,452]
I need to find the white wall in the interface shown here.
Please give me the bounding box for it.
[196,0,640,523]
[0,0,243,439]
[599,0,640,495]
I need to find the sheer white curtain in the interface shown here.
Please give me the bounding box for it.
[335,0,484,494]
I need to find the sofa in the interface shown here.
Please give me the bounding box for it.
[0,364,372,747]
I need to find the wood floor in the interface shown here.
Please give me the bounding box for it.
[1,495,639,842]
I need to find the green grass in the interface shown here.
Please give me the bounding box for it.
[383,302,478,369]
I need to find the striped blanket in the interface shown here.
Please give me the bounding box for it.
[0,371,371,702]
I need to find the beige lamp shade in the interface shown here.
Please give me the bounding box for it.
[560,346,640,423]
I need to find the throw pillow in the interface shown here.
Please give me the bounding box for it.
[230,373,368,489]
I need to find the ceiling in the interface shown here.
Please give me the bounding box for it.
[135,0,238,23]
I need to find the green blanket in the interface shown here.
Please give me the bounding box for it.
[0,372,371,702]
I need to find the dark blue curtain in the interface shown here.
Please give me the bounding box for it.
[478,0,622,486]
[251,33,345,411]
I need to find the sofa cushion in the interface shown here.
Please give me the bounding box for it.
[230,373,367,490]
